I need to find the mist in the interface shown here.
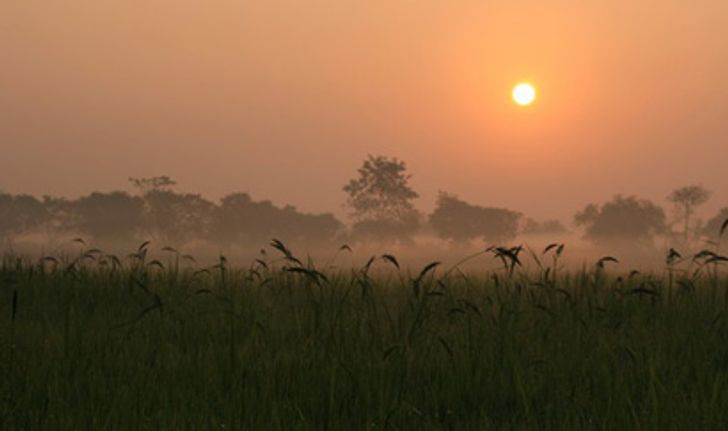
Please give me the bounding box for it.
[6,4,728,427]
[1,166,724,272]
[2,0,728,226]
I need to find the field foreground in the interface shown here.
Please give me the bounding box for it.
[2,245,728,430]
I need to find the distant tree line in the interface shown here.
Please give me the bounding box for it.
[574,185,724,249]
[338,156,724,249]
[0,178,342,248]
[0,156,724,249]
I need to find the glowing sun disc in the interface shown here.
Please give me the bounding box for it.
[513,83,536,106]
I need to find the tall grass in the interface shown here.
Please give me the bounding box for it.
[1,241,728,430]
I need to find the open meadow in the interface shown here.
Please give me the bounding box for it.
[2,241,728,430]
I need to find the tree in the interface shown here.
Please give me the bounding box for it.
[128,176,215,245]
[128,176,177,195]
[343,155,420,242]
[71,192,145,244]
[0,193,47,243]
[211,193,261,243]
[210,193,342,246]
[667,185,710,244]
[143,190,215,245]
[274,205,342,244]
[429,192,521,244]
[574,195,666,246]
[703,207,728,242]
[41,196,76,244]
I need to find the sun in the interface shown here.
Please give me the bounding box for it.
[512,83,536,106]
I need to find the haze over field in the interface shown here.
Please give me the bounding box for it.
[3,0,728,223]
[7,5,728,428]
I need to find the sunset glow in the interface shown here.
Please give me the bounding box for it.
[2,1,728,227]
[4,2,728,426]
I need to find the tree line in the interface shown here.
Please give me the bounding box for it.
[1,156,725,249]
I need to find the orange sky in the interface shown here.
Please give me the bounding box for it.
[2,0,728,221]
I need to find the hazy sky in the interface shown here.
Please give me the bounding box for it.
[2,0,728,221]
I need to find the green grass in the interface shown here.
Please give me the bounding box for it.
[2,245,728,430]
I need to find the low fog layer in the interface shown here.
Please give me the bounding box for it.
[2,156,726,271]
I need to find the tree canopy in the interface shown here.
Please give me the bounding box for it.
[703,207,728,241]
[343,155,420,242]
[72,192,145,243]
[210,193,342,246]
[429,192,522,244]
[667,185,711,244]
[0,193,47,242]
[574,195,667,245]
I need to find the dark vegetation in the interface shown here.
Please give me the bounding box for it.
[2,237,728,429]
[573,195,667,248]
[0,157,721,256]
[343,156,421,244]
[430,192,522,244]
[1,157,727,429]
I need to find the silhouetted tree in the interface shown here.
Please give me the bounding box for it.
[143,190,215,245]
[71,192,145,244]
[0,193,47,243]
[211,193,342,246]
[667,185,710,244]
[128,176,177,195]
[703,207,728,242]
[574,195,666,246]
[41,196,76,243]
[274,205,342,244]
[211,193,278,244]
[429,192,521,244]
[343,155,420,242]
[129,176,215,245]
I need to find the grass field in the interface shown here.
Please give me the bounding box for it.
[2,241,728,430]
